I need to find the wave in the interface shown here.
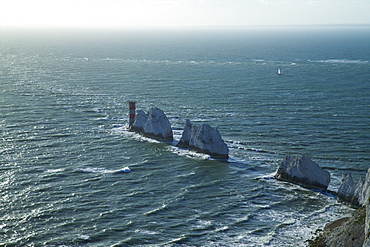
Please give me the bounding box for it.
[134,229,159,235]
[78,166,132,174]
[311,59,369,64]
[78,167,115,174]
[144,203,168,216]
[92,57,245,67]
[44,168,66,174]
[168,145,212,160]
[91,56,370,68]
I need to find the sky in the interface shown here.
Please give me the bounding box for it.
[1,0,370,28]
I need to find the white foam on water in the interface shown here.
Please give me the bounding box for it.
[134,229,158,235]
[144,203,167,216]
[78,235,90,240]
[167,145,211,160]
[311,59,368,64]
[44,168,65,174]
[112,126,162,144]
[79,167,114,174]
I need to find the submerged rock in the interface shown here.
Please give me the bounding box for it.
[130,107,173,141]
[177,120,229,159]
[274,155,330,190]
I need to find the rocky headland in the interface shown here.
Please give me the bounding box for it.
[304,167,370,247]
[307,205,366,247]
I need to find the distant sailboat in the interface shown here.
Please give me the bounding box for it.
[277,68,282,75]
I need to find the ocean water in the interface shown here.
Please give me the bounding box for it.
[1,27,369,246]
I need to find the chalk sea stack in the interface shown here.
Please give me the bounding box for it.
[130,107,173,142]
[275,154,330,190]
[177,119,229,159]
[337,168,370,208]
[337,172,361,207]
[177,119,192,148]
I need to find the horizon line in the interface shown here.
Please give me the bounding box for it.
[2,23,370,30]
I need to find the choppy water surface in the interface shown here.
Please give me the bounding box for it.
[1,27,369,246]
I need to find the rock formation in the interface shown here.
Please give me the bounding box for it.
[177,119,229,159]
[359,168,370,207]
[363,169,370,246]
[308,168,370,247]
[115,167,131,173]
[130,107,173,142]
[337,168,370,208]
[366,204,370,247]
[337,172,361,207]
[307,206,366,247]
[274,155,330,190]
[336,168,370,246]
[177,119,192,148]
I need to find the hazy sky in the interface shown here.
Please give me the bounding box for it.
[1,0,370,28]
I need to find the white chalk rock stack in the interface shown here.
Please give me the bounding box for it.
[131,107,173,141]
[274,154,330,190]
[178,120,229,159]
[132,110,148,131]
[177,119,192,148]
[337,168,370,207]
[338,172,361,206]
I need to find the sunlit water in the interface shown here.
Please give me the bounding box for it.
[1,27,369,246]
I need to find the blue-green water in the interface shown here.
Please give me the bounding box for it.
[1,27,369,246]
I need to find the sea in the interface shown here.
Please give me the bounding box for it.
[1,26,369,246]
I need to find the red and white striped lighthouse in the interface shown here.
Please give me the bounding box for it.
[128,101,136,128]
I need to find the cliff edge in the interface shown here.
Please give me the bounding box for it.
[307,206,366,247]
